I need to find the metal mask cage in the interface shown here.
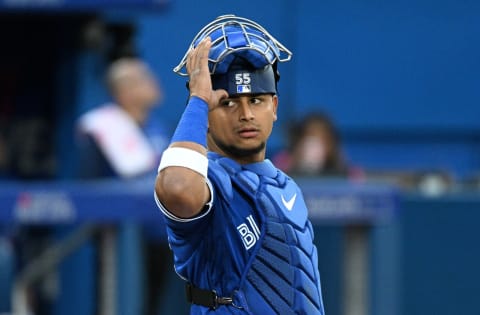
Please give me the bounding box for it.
[173,14,292,76]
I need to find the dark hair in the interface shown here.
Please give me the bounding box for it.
[288,111,348,176]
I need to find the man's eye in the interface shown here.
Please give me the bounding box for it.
[250,97,262,104]
[221,100,236,107]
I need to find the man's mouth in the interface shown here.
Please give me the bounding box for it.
[237,127,260,138]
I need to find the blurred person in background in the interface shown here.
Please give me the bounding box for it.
[76,57,168,178]
[273,111,363,180]
[73,57,173,315]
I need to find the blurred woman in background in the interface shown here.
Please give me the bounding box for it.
[273,111,363,179]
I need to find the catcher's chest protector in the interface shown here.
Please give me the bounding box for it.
[214,157,325,315]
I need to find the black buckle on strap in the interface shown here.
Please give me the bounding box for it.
[185,283,233,310]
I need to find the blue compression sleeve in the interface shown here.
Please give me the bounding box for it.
[170,96,209,147]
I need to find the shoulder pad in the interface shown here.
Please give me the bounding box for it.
[208,158,233,201]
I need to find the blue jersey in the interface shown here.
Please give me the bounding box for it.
[155,152,324,315]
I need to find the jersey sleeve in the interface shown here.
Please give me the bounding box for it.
[154,156,232,233]
[154,177,214,228]
[153,177,215,270]
[153,158,233,280]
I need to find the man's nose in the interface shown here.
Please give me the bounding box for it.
[238,101,254,121]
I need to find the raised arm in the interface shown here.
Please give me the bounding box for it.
[155,37,227,219]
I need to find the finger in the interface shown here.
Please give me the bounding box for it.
[186,47,195,74]
[187,37,209,76]
[199,37,211,73]
[187,45,201,75]
[213,89,229,103]
[187,38,204,74]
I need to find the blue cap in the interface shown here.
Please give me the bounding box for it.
[211,58,277,95]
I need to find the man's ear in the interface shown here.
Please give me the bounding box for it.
[272,95,279,121]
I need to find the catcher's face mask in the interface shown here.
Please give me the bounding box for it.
[174,14,292,77]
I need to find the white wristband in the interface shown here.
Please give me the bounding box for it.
[158,147,208,178]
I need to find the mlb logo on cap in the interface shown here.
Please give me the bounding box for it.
[211,63,277,95]
[237,85,251,93]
